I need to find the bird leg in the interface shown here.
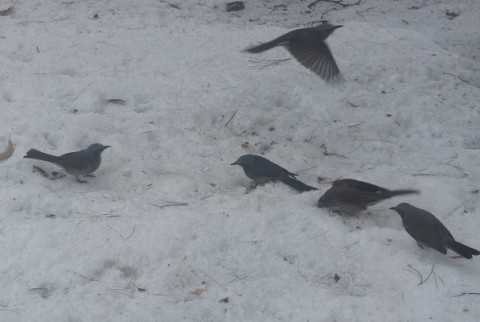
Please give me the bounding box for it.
[245,181,259,194]
[331,207,351,216]
[83,174,96,177]
[332,209,344,216]
[75,175,88,183]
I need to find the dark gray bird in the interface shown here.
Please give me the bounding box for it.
[390,203,480,259]
[24,143,110,183]
[318,179,419,215]
[231,154,318,192]
[245,21,343,83]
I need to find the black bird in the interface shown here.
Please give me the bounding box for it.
[231,154,317,192]
[318,179,419,215]
[390,203,480,259]
[24,143,110,182]
[245,21,343,83]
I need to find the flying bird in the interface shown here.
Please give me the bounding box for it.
[245,21,344,83]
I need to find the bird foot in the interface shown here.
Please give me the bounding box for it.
[75,176,88,183]
[245,182,259,194]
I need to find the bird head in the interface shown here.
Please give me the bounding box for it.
[389,203,411,217]
[231,154,256,169]
[316,21,343,37]
[317,191,333,208]
[87,143,111,154]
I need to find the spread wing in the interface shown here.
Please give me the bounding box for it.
[287,38,343,83]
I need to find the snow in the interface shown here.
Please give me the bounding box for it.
[1,0,479,321]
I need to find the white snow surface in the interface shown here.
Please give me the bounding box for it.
[1,0,480,321]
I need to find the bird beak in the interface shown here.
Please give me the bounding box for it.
[230,161,238,166]
[389,207,397,211]
[334,25,343,30]
[103,146,111,150]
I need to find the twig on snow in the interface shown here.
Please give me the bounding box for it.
[17,17,70,25]
[404,264,441,287]
[73,81,94,101]
[455,292,480,297]
[123,225,136,241]
[160,1,180,9]
[422,264,435,285]
[67,269,98,282]
[248,57,291,70]
[229,275,248,284]
[443,72,470,85]
[111,269,139,298]
[308,0,362,9]
[224,110,237,127]
[343,240,359,250]
[404,264,423,285]
[204,274,222,288]
[148,201,189,209]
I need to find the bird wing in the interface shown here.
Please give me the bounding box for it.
[403,220,448,254]
[286,38,343,83]
[57,152,90,170]
[402,209,455,254]
[249,157,292,179]
[349,190,389,206]
[329,187,382,209]
[331,179,393,207]
[332,179,388,193]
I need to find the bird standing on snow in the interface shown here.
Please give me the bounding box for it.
[245,21,344,83]
[231,154,318,192]
[24,143,110,183]
[390,203,480,259]
[318,179,419,215]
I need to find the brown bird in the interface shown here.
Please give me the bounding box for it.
[318,179,419,215]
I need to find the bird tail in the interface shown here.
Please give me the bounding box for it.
[447,240,480,259]
[23,149,58,163]
[280,176,318,192]
[388,189,420,197]
[244,33,293,54]
[244,40,281,53]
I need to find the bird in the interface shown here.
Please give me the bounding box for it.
[24,143,110,183]
[318,178,419,215]
[231,154,318,192]
[244,21,343,83]
[390,203,480,259]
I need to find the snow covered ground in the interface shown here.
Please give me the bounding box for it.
[1,0,479,321]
